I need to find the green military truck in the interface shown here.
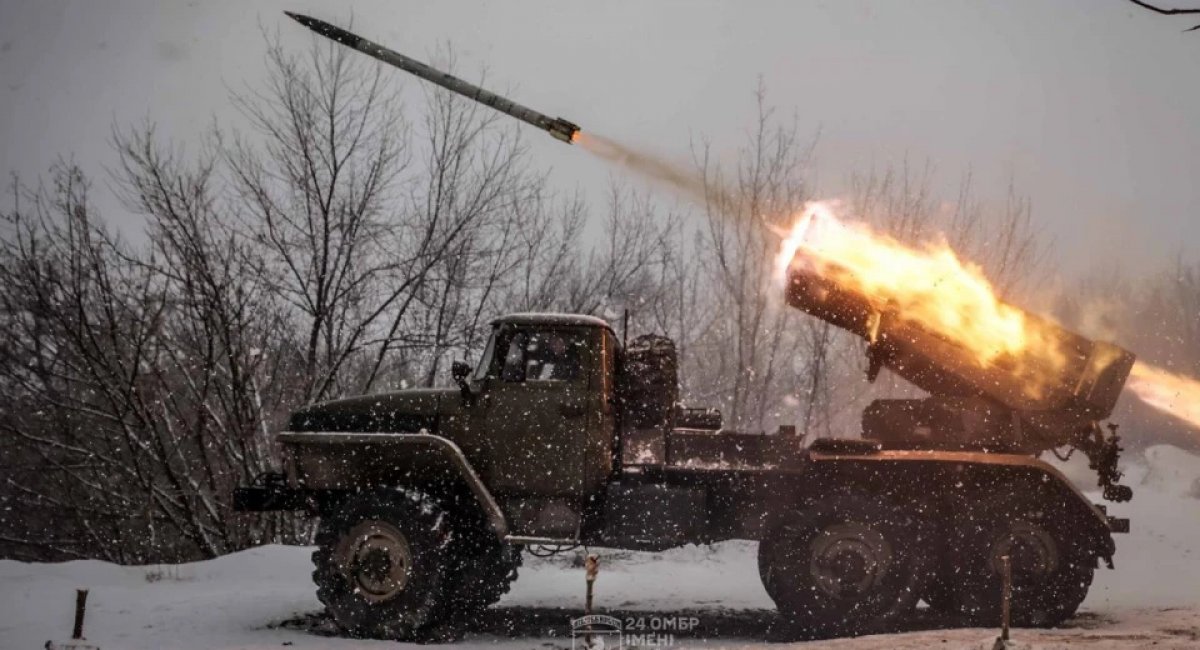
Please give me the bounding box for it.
[245,14,1135,641]
[235,302,1132,639]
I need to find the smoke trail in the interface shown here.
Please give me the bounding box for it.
[575,132,730,208]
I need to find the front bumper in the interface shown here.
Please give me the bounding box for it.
[232,472,311,512]
[232,485,310,512]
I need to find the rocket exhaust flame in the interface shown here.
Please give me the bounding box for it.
[777,202,1069,385]
[1128,362,1200,431]
[776,201,1200,434]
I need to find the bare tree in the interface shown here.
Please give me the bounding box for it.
[645,215,705,374]
[222,33,412,401]
[0,162,273,561]
[687,84,816,431]
[0,35,568,562]
[560,184,681,318]
[501,186,587,313]
[365,55,556,389]
[1126,0,1200,32]
[1,166,145,561]
[112,127,309,549]
[220,36,546,398]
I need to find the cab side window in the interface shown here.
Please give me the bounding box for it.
[496,329,584,382]
[524,331,583,381]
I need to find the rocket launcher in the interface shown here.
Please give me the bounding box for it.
[784,264,1136,459]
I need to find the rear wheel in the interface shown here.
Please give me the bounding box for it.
[938,490,1095,627]
[312,489,454,639]
[758,494,932,637]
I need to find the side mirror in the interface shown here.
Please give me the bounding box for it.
[451,361,475,404]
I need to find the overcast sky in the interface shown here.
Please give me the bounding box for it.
[1,0,1197,279]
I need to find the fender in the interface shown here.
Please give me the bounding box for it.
[279,431,509,538]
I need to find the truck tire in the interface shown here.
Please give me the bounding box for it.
[311,488,455,639]
[443,522,522,617]
[758,494,932,637]
[940,489,1095,628]
[921,581,959,617]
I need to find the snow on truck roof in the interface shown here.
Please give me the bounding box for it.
[492,312,614,330]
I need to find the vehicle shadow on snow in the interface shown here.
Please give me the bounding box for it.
[274,607,1115,643]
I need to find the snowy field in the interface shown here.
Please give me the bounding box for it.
[4,445,1200,649]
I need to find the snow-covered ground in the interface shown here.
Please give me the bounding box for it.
[4,445,1200,649]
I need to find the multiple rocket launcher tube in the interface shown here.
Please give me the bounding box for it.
[784,267,1137,450]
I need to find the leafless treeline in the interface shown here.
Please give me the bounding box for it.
[0,36,1093,563]
[0,38,633,562]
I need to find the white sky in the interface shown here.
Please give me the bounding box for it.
[1,0,1197,278]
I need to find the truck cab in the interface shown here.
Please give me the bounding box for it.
[272,313,720,545]
[452,313,619,538]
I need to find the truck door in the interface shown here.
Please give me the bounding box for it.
[474,326,591,496]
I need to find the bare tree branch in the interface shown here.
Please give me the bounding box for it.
[1126,0,1200,31]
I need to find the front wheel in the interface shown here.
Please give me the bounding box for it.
[444,520,522,617]
[758,494,932,638]
[311,489,455,639]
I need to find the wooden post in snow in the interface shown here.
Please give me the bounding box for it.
[584,553,599,649]
[1000,555,1012,641]
[45,588,100,650]
[992,555,1012,650]
[72,589,89,640]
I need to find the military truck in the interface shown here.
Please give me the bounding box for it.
[236,304,1132,639]
[237,14,1137,640]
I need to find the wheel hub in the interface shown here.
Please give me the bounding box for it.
[991,521,1058,581]
[809,522,893,599]
[339,521,413,602]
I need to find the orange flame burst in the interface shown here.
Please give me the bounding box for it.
[775,201,1068,379]
[775,201,1200,433]
[1127,362,1200,430]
